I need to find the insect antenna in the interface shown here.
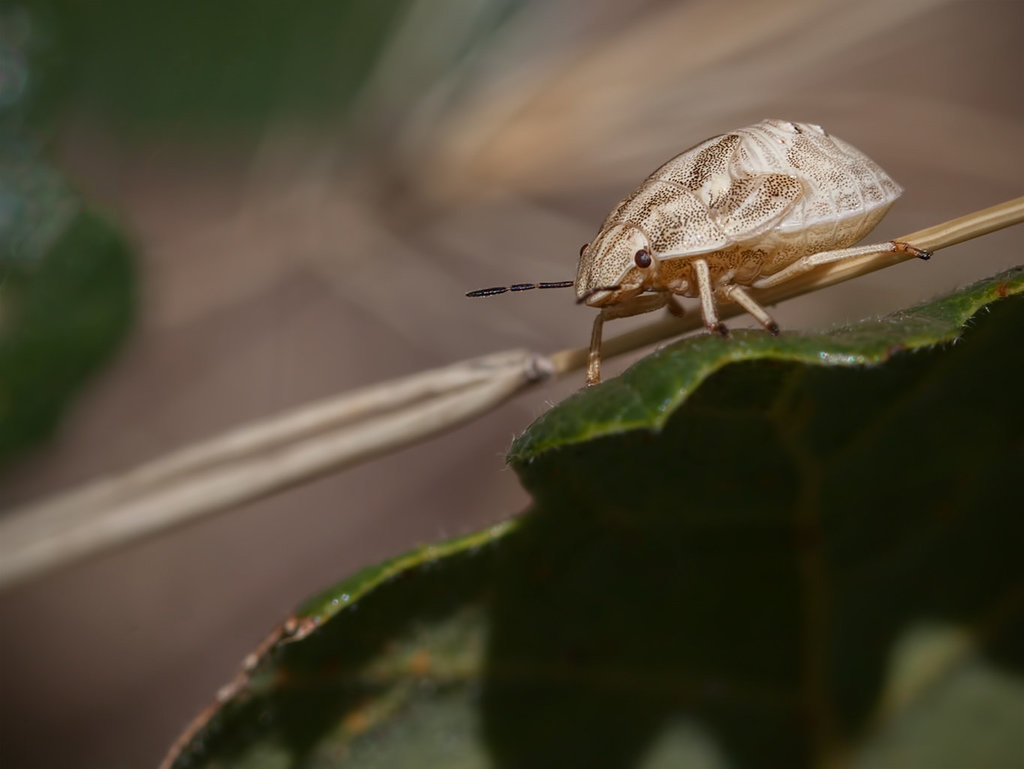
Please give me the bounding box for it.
[466,280,574,298]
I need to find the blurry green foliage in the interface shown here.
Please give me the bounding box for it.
[22,0,523,138]
[1,7,135,466]
[0,207,134,464]
[165,269,1024,768]
[31,0,409,133]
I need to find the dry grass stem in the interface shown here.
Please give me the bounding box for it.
[0,350,549,587]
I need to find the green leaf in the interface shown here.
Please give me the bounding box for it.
[166,268,1024,769]
[508,267,1024,461]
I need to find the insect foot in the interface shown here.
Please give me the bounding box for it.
[890,241,932,260]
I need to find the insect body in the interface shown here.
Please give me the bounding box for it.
[469,119,929,384]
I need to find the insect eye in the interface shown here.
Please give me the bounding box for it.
[634,248,652,268]
[579,243,589,257]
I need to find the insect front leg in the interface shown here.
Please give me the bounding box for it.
[666,295,687,318]
[586,294,669,385]
[752,241,931,290]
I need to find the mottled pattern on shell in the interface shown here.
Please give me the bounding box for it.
[575,119,902,301]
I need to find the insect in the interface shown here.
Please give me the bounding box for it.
[468,119,929,385]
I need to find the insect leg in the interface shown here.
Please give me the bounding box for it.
[718,284,779,334]
[753,241,931,289]
[586,294,669,385]
[693,259,729,336]
[586,313,605,386]
[667,295,687,318]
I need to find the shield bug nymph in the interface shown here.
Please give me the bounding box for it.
[468,119,929,385]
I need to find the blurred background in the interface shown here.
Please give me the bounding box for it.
[0,0,1021,766]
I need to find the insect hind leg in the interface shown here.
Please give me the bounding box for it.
[752,240,931,290]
